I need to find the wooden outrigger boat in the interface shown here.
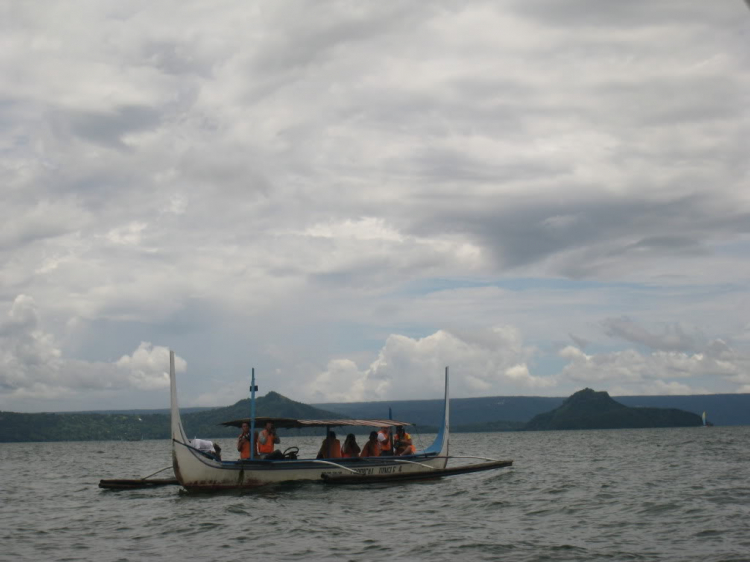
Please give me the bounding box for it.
[169,351,512,489]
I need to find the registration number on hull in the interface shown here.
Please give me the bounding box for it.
[324,465,403,477]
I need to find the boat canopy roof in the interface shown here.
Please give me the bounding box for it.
[220,417,412,429]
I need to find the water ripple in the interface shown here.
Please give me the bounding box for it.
[2,427,750,561]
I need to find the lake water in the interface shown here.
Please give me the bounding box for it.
[1,427,749,562]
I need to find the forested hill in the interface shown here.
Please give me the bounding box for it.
[315,396,564,427]
[316,393,750,427]
[524,389,703,431]
[2,389,747,442]
[0,392,344,443]
[180,392,344,438]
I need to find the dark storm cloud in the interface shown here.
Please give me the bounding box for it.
[622,236,705,254]
[61,105,162,149]
[569,333,590,349]
[402,186,750,277]
[590,76,745,128]
[602,316,700,352]
[405,147,566,184]
[511,0,740,29]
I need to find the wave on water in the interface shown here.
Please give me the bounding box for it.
[1,427,749,561]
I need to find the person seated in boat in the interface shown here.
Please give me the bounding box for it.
[193,438,222,461]
[377,427,393,456]
[258,421,284,459]
[237,422,255,460]
[341,433,361,458]
[394,426,415,456]
[316,431,342,459]
[360,431,381,457]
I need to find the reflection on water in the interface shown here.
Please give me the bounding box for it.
[2,427,749,561]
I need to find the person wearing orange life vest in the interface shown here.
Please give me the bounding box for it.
[316,431,342,459]
[360,431,381,457]
[237,422,251,459]
[394,426,415,456]
[341,433,361,458]
[237,423,260,459]
[258,421,282,459]
[377,427,393,455]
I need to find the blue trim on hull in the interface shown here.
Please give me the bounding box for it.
[175,439,439,472]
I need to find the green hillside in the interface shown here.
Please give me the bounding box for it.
[0,411,168,442]
[0,392,345,443]
[524,388,703,430]
[0,387,720,442]
[181,392,345,438]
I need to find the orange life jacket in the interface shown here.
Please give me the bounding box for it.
[239,434,259,459]
[322,439,342,458]
[361,440,380,457]
[239,437,250,459]
[396,432,415,455]
[258,430,276,454]
[400,443,416,455]
[378,429,392,452]
[332,440,342,458]
[341,444,360,458]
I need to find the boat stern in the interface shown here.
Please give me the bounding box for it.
[422,366,450,467]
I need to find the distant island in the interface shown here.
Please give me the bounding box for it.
[524,388,703,431]
[0,387,725,442]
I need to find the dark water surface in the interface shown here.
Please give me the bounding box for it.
[2,427,749,561]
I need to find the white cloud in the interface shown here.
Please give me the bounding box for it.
[105,222,148,246]
[301,327,552,402]
[557,325,750,395]
[1,1,749,410]
[115,342,187,390]
[0,297,185,409]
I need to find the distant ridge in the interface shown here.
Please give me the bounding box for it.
[524,388,703,431]
[2,389,746,442]
[181,392,345,438]
[0,392,345,443]
[317,393,750,427]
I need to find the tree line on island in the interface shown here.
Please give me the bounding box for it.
[1,387,722,443]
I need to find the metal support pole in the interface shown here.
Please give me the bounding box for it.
[250,368,256,460]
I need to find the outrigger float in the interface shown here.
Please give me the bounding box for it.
[168,351,512,489]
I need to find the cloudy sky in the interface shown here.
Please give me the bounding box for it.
[2,1,749,412]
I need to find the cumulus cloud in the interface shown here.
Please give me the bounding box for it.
[1,1,749,410]
[557,330,750,395]
[0,296,185,409]
[115,342,187,390]
[301,327,554,402]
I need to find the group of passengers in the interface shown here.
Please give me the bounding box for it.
[316,425,416,458]
[237,421,284,460]
[237,421,416,460]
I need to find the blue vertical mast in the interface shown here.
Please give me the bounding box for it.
[250,368,257,460]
